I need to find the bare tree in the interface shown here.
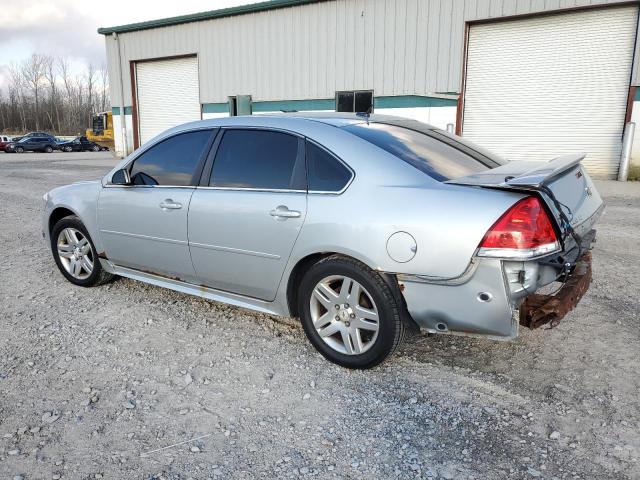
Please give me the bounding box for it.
[21,53,46,130]
[86,62,95,126]
[99,64,109,113]
[42,55,60,132]
[8,63,27,132]
[0,54,109,135]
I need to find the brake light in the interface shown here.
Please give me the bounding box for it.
[478,196,559,258]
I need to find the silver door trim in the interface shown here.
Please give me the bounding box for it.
[100,229,188,246]
[189,241,281,260]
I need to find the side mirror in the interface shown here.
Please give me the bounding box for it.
[111,168,132,185]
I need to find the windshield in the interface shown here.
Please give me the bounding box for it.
[343,120,505,182]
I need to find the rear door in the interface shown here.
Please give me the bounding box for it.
[98,129,215,281]
[188,128,307,301]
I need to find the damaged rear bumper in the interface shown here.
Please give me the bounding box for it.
[397,238,595,339]
[519,251,592,329]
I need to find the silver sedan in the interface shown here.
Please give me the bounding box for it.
[42,114,603,368]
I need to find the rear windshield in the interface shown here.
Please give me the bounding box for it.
[343,121,504,182]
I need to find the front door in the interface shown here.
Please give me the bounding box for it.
[98,129,215,281]
[188,128,307,301]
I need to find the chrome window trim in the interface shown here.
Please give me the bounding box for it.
[103,184,196,189]
[195,186,307,194]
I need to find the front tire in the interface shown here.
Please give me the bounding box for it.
[15,147,24,153]
[298,255,405,369]
[50,216,114,287]
[44,146,53,153]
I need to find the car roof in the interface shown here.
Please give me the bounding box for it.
[165,112,440,135]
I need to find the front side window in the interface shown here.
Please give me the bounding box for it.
[210,129,304,190]
[306,141,352,192]
[129,130,212,186]
[344,121,501,182]
[336,90,374,113]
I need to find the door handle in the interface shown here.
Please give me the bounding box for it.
[159,199,182,210]
[269,205,301,219]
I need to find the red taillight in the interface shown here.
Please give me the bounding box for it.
[479,196,558,252]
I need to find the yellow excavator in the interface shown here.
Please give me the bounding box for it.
[85,111,115,150]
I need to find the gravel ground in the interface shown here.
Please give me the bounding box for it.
[0,152,639,480]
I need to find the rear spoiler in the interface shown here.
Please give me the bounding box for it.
[447,154,586,189]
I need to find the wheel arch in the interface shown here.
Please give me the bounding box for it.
[48,206,78,234]
[285,251,417,331]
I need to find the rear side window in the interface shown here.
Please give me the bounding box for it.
[129,130,212,186]
[344,122,496,182]
[306,141,352,192]
[210,129,304,190]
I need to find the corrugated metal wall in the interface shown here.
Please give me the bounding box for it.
[106,0,638,106]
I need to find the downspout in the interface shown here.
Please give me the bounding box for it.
[113,32,128,156]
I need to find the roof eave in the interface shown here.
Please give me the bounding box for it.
[98,0,325,35]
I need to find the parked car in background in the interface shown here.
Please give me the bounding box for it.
[23,131,53,138]
[6,134,59,153]
[0,135,15,151]
[58,136,109,152]
[42,114,603,368]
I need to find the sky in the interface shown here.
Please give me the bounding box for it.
[0,0,259,91]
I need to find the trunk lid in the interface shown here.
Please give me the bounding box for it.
[448,154,604,244]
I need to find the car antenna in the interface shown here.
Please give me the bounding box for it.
[356,106,372,124]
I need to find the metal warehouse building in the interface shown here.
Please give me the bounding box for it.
[99,0,640,178]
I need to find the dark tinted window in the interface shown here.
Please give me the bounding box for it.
[354,91,373,113]
[336,90,373,113]
[337,92,354,112]
[344,122,497,182]
[210,129,303,190]
[306,141,352,192]
[129,130,212,186]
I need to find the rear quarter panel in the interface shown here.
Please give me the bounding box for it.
[289,176,525,280]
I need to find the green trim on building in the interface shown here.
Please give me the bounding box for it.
[249,95,456,113]
[202,103,229,113]
[114,96,456,118]
[374,95,457,108]
[252,98,335,112]
[112,106,133,115]
[98,0,327,35]
[635,88,640,102]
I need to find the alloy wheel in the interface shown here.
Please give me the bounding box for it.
[309,275,380,355]
[56,227,94,280]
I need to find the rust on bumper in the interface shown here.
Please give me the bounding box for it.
[519,251,592,329]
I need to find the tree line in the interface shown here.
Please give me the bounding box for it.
[0,53,109,136]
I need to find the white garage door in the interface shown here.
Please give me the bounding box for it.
[136,56,201,145]
[462,5,638,178]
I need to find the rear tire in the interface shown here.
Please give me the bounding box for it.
[44,146,53,153]
[92,145,100,152]
[50,216,114,287]
[298,255,405,369]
